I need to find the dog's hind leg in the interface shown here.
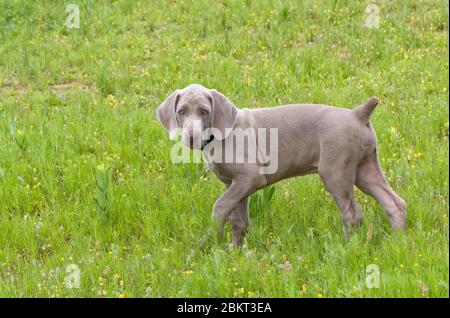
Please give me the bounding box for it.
[355,150,406,229]
[319,155,364,235]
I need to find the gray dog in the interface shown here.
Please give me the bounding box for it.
[157,84,406,247]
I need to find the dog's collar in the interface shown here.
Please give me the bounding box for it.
[201,135,215,151]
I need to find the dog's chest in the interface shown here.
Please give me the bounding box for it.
[206,162,233,184]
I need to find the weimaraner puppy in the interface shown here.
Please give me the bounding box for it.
[156,84,406,247]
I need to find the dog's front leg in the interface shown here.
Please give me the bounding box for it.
[213,176,263,241]
[230,197,249,248]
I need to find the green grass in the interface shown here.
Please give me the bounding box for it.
[0,0,448,298]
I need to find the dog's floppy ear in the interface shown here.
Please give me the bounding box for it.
[209,89,238,140]
[156,90,181,140]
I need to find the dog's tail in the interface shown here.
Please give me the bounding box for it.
[352,97,379,124]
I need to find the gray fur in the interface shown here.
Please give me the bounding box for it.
[157,84,406,247]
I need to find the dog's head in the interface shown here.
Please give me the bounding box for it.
[156,84,238,149]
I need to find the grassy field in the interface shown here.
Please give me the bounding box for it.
[0,0,448,298]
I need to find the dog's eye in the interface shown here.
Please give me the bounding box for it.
[177,109,184,115]
[202,109,209,115]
